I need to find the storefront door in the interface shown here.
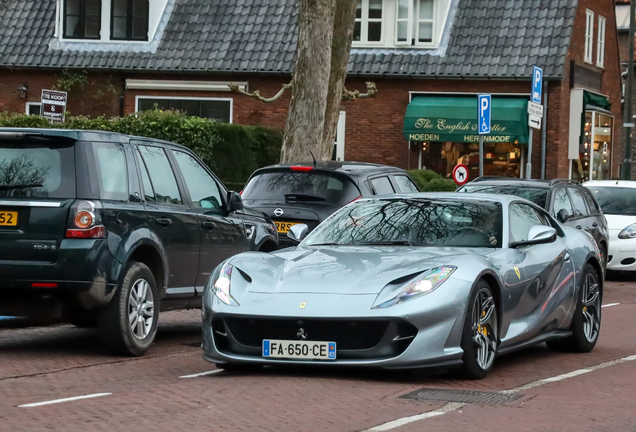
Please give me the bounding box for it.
[571,111,613,182]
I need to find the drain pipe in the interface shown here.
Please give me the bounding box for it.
[541,80,548,179]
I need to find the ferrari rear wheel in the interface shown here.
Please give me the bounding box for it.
[547,263,601,353]
[460,281,498,379]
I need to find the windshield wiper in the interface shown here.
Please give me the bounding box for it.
[284,193,326,202]
[358,240,414,246]
[0,183,43,190]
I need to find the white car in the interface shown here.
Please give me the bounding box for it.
[584,180,636,271]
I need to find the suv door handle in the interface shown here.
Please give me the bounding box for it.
[592,222,598,227]
[155,217,172,227]
[564,252,571,262]
[202,221,216,230]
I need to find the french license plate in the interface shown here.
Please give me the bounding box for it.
[263,340,336,360]
[0,211,17,226]
[274,221,298,234]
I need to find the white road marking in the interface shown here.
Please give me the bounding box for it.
[364,402,464,431]
[18,393,111,408]
[362,353,636,431]
[602,303,620,308]
[179,369,224,379]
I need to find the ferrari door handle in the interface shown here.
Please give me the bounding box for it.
[576,225,582,230]
[202,221,216,230]
[155,217,172,227]
[592,222,598,227]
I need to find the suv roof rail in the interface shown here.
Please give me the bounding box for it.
[548,178,580,186]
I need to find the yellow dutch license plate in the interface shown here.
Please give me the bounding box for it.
[0,211,18,226]
[274,221,298,234]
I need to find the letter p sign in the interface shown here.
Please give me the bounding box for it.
[531,65,543,104]
[478,94,491,135]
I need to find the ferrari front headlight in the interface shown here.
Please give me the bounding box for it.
[209,262,240,306]
[372,266,456,309]
[618,224,636,239]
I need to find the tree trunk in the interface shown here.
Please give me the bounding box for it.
[280,0,335,163]
[321,0,358,161]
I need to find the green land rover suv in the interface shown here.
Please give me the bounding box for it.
[0,128,278,356]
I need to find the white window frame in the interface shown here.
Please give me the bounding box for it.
[134,96,233,123]
[335,111,346,161]
[394,0,413,46]
[596,15,606,68]
[354,0,385,46]
[25,102,42,116]
[585,9,594,64]
[415,0,437,47]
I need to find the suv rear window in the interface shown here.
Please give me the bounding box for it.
[242,171,361,206]
[459,184,548,208]
[0,138,76,198]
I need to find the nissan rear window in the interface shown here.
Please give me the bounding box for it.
[242,171,361,206]
[0,138,76,198]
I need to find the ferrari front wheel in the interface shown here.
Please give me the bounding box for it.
[460,281,498,380]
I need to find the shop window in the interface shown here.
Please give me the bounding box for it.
[354,0,447,48]
[572,111,612,181]
[419,142,522,181]
[64,0,101,40]
[585,9,594,64]
[136,97,232,123]
[596,15,606,68]
[111,0,149,41]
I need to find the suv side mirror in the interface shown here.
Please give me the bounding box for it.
[227,191,243,212]
[510,225,557,248]
[557,208,570,223]
[287,224,309,243]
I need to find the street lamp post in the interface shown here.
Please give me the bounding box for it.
[623,0,636,180]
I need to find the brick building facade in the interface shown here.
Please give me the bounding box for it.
[0,0,623,181]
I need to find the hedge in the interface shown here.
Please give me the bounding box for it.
[0,111,283,190]
[408,169,457,191]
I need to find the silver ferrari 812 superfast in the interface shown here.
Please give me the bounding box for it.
[202,193,603,379]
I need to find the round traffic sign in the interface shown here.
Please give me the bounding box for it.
[452,164,469,186]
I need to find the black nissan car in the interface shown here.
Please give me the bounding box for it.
[241,161,419,245]
[0,128,277,356]
[458,177,609,268]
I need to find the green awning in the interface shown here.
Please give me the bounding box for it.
[584,90,611,111]
[403,96,529,144]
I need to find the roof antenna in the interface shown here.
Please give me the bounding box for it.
[309,151,317,168]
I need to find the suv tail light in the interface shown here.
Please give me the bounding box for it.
[66,200,106,239]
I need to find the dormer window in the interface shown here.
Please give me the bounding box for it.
[353,0,450,49]
[64,0,101,39]
[111,0,149,41]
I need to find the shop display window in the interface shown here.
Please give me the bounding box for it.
[419,142,521,180]
[572,111,613,182]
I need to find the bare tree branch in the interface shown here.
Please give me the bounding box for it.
[342,82,378,101]
[228,82,293,103]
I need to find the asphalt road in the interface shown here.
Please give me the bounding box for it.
[1,275,634,432]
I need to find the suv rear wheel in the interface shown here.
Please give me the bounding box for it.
[99,262,159,356]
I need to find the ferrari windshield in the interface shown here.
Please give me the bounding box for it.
[305,198,503,248]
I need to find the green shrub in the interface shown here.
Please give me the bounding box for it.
[0,111,283,189]
[420,178,457,192]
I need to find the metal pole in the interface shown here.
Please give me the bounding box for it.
[526,128,533,179]
[479,135,484,177]
[541,80,548,179]
[623,0,635,179]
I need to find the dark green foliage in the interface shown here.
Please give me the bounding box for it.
[0,111,283,189]
[408,169,457,191]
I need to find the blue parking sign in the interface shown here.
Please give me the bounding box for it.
[532,66,543,104]
[478,94,491,135]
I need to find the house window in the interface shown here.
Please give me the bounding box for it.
[585,9,594,64]
[354,0,384,44]
[355,0,443,48]
[25,103,42,116]
[136,97,232,123]
[597,15,606,68]
[111,0,149,41]
[64,0,101,39]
